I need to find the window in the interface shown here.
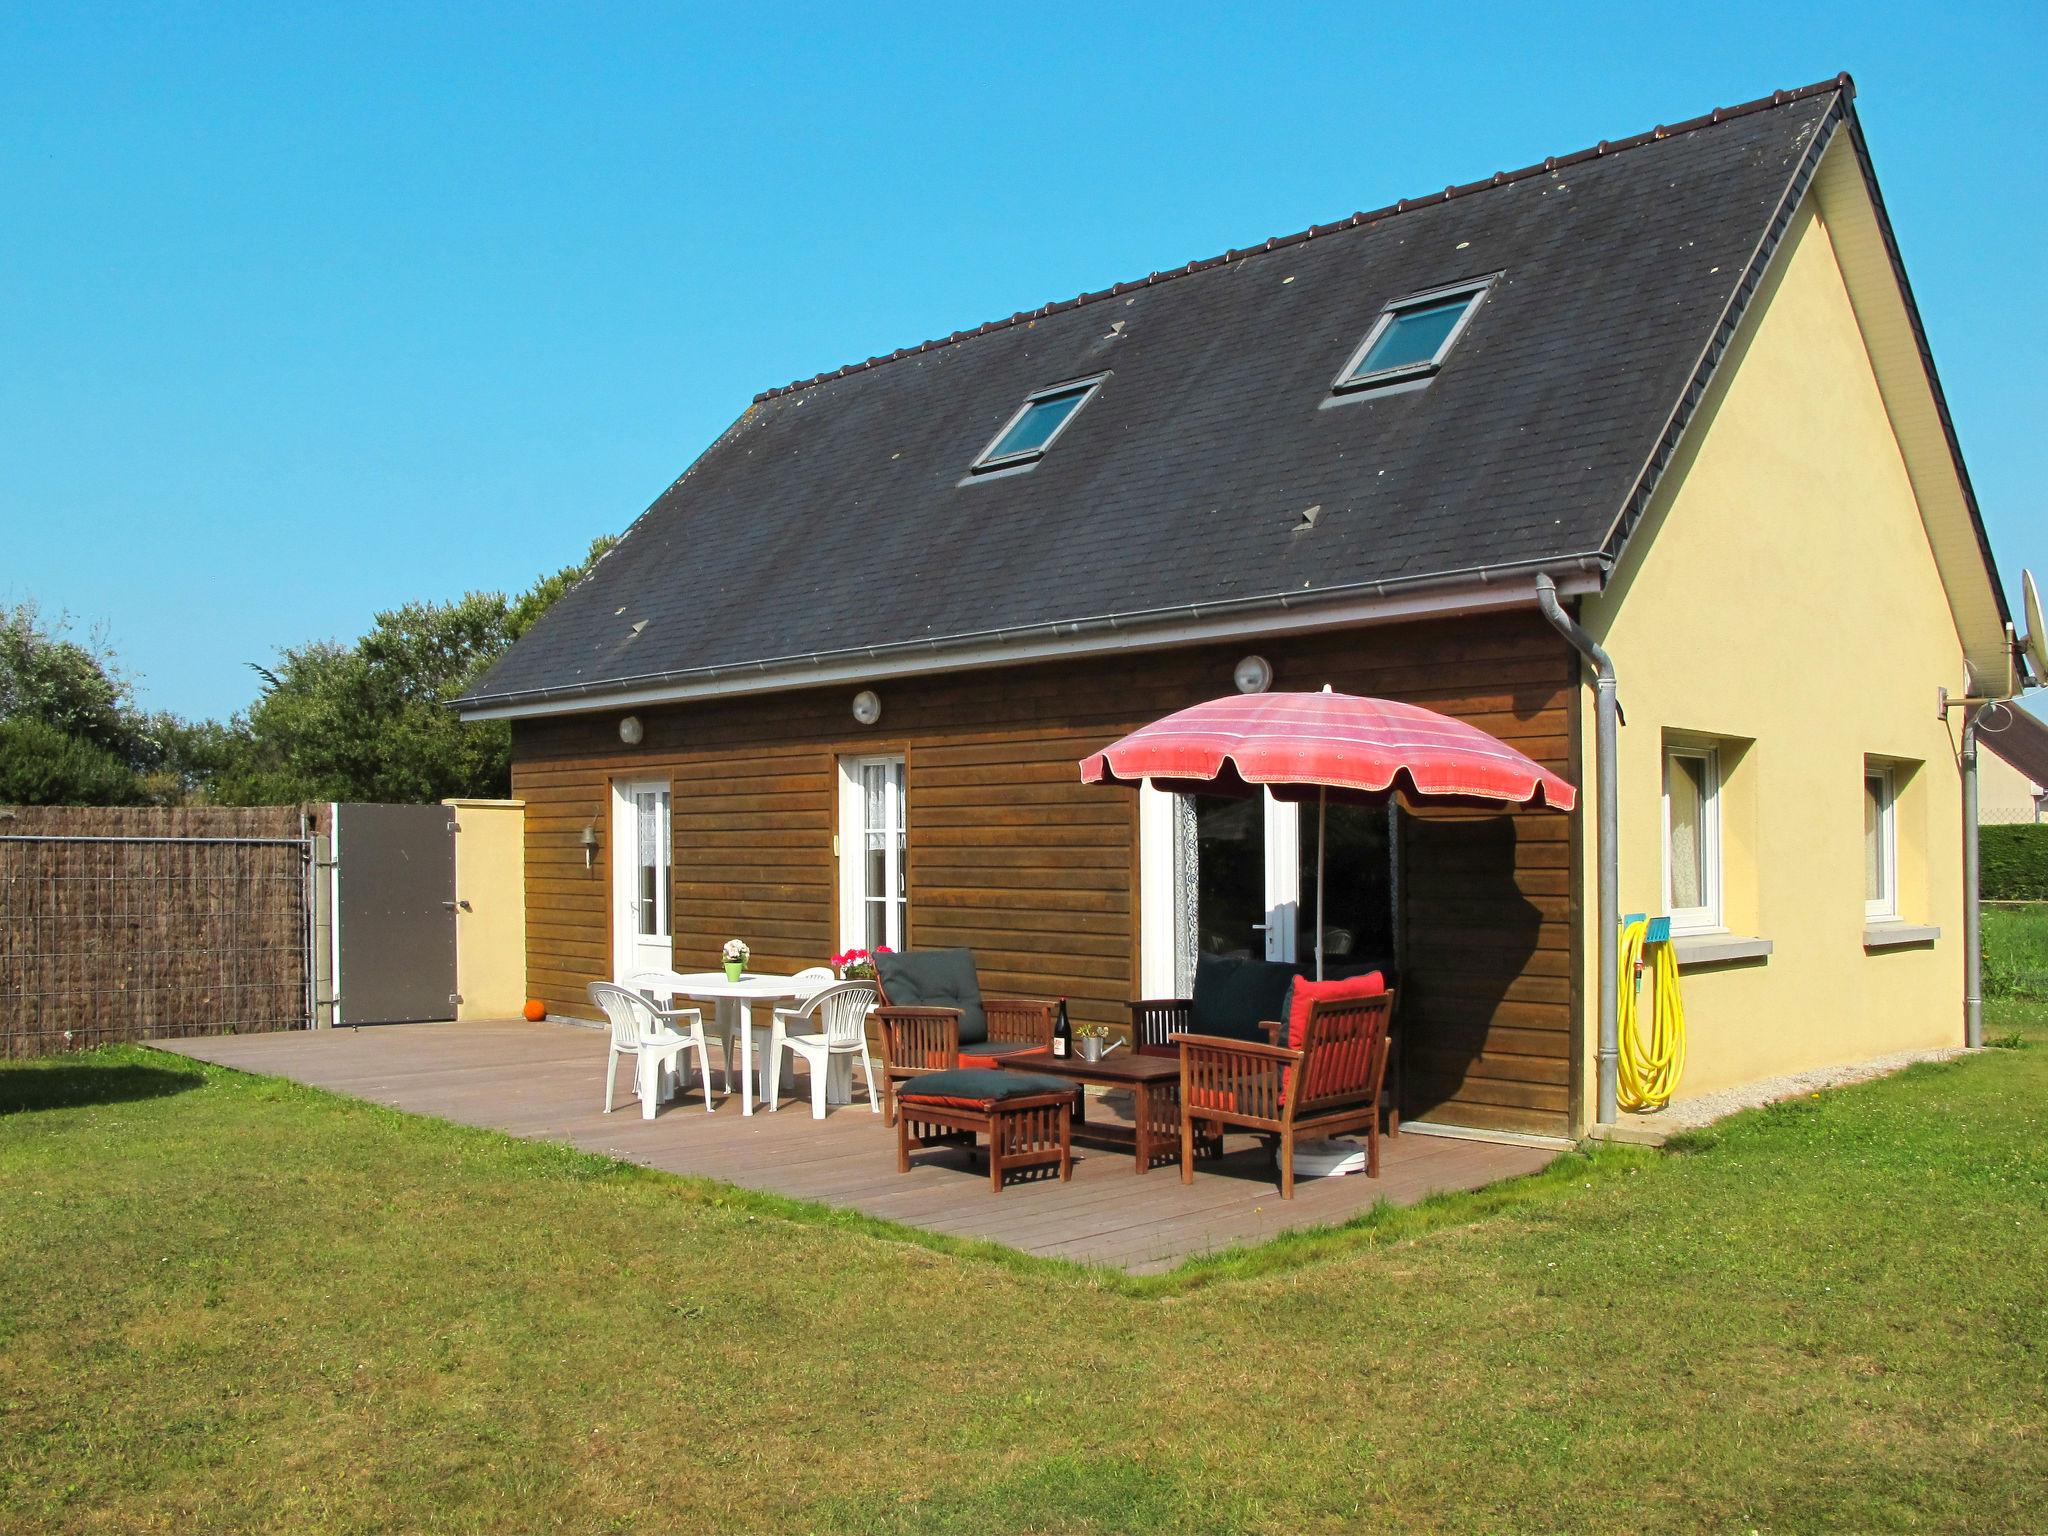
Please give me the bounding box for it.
[840,755,907,949]
[1864,766,1898,918]
[970,377,1103,472]
[633,787,672,938]
[1333,280,1489,393]
[1664,745,1721,931]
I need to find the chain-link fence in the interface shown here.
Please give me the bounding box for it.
[0,807,312,1059]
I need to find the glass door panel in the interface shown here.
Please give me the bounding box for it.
[1296,802,1394,969]
[855,757,906,950]
[1190,794,1266,961]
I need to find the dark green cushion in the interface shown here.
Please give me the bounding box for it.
[898,1067,1075,1106]
[1190,954,1297,1042]
[876,948,989,1045]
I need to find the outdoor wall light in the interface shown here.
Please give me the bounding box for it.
[618,714,644,746]
[852,689,882,726]
[1234,654,1273,694]
[580,823,599,870]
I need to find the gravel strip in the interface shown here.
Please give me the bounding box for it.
[1646,1044,1977,1134]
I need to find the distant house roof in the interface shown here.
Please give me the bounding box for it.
[459,76,2003,717]
[1981,704,2048,790]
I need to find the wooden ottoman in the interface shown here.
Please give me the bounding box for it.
[894,1068,1077,1192]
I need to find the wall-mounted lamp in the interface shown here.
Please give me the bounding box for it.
[618,714,644,746]
[580,823,599,870]
[1233,654,1273,694]
[852,689,882,726]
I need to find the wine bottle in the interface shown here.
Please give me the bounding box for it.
[1053,1000,1071,1058]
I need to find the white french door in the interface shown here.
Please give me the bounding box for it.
[839,755,906,951]
[1138,785,1397,995]
[611,779,673,979]
[1138,786,1296,995]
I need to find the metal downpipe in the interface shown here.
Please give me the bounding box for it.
[1535,574,1621,1126]
[1962,711,1982,1048]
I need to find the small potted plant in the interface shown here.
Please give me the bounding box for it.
[1074,1022,1118,1063]
[830,945,890,981]
[721,939,749,982]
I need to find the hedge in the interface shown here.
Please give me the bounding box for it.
[1981,823,2048,901]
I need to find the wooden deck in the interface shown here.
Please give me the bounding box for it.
[155,1020,1557,1274]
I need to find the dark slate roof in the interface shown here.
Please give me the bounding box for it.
[463,82,1844,711]
[1982,704,2048,790]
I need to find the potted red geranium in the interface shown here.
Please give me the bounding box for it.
[830,946,890,982]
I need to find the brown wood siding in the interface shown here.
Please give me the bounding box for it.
[512,611,1579,1136]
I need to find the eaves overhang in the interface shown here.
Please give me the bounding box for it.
[455,558,1607,721]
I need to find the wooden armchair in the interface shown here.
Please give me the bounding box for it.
[873,948,1060,1122]
[1134,960,1402,1136]
[1173,988,1395,1199]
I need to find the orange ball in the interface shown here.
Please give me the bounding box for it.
[522,998,547,1022]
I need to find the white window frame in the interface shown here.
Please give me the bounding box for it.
[1332,277,1492,394]
[1662,745,1722,934]
[1864,765,1898,920]
[838,754,907,951]
[968,375,1106,474]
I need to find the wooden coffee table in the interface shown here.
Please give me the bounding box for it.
[1002,1051,1205,1174]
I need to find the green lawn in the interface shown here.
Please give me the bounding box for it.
[3,1008,2045,1534]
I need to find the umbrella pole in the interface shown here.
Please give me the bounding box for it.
[1315,785,1327,981]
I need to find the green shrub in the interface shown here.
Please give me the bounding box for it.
[1981,824,2048,901]
[0,715,142,805]
[1983,904,2048,1000]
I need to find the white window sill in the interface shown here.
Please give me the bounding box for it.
[1864,921,1940,950]
[1672,933,1774,967]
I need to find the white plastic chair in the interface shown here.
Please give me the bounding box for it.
[767,979,880,1118]
[589,982,713,1119]
[756,966,835,1102]
[626,968,748,1094]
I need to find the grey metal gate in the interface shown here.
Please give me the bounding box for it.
[332,803,456,1025]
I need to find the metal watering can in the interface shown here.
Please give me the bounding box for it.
[1075,1034,1125,1063]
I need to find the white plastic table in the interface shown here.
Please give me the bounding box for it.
[661,971,830,1115]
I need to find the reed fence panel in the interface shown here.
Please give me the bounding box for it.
[0,806,313,1058]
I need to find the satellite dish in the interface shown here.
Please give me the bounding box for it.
[2023,570,2048,686]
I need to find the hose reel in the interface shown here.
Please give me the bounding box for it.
[1617,914,1687,1112]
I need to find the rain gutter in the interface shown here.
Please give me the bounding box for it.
[1534,573,1620,1127]
[457,555,1608,720]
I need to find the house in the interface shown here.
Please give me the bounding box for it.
[1977,704,2048,824]
[458,76,2027,1140]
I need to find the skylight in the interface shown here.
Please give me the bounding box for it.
[1334,280,1490,393]
[971,377,1104,472]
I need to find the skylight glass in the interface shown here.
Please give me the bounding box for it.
[972,378,1103,471]
[1335,283,1489,392]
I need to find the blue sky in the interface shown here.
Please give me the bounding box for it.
[4,2,2044,720]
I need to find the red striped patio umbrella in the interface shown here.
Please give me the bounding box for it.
[1079,688,1577,977]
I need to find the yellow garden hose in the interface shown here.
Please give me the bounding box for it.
[1616,916,1687,1112]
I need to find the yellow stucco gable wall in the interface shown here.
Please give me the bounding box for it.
[1576,174,1969,1119]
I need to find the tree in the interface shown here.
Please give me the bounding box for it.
[0,605,158,803]
[213,536,614,805]
[0,603,150,764]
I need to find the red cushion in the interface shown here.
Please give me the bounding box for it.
[1279,972,1386,1050]
[1279,972,1385,1100]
